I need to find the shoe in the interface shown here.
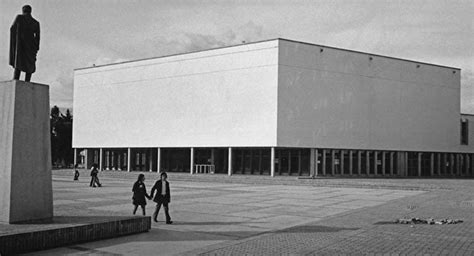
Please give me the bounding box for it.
[166,221,173,224]
[153,218,158,222]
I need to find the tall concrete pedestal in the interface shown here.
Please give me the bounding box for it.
[0,80,53,223]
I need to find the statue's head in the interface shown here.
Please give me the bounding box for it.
[22,5,32,14]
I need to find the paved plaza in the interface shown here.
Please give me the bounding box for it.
[23,170,474,255]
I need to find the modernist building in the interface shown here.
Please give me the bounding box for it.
[72,38,474,177]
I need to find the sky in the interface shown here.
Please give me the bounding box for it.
[0,0,473,113]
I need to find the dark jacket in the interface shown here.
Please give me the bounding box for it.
[9,14,40,73]
[150,180,170,204]
[132,181,149,206]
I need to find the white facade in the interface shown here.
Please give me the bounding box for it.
[73,38,472,153]
[73,40,279,148]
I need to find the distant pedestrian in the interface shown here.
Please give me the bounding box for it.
[132,174,151,216]
[73,163,80,181]
[89,164,101,187]
[150,172,172,224]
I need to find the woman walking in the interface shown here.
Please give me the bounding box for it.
[132,174,151,215]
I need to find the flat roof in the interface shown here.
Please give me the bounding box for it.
[75,38,461,71]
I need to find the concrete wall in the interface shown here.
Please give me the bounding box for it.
[277,39,468,153]
[0,80,53,223]
[73,41,279,148]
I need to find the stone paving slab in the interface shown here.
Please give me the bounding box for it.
[15,170,474,255]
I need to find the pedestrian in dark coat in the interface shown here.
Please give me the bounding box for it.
[73,164,80,181]
[150,172,172,224]
[132,174,151,216]
[9,5,40,82]
[89,164,101,187]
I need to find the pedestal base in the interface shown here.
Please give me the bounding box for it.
[0,80,53,223]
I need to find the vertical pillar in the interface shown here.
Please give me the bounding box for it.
[430,153,434,177]
[190,147,194,174]
[73,148,77,168]
[374,151,378,176]
[382,152,386,176]
[111,151,115,170]
[84,149,89,169]
[417,153,422,177]
[349,150,353,176]
[270,147,275,177]
[340,150,345,175]
[117,152,121,171]
[127,148,131,172]
[390,152,394,176]
[357,151,362,175]
[228,147,233,176]
[322,149,326,176]
[314,149,319,177]
[99,148,103,171]
[366,151,370,175]
[310,148,315,177]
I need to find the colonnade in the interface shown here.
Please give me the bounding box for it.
[74,147,474,177]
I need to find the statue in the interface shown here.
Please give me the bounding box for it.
[9,5,40,82]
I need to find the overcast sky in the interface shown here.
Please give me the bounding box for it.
[1,0,473,113]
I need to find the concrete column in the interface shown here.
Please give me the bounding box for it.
[270,147,275,177]
[84,149,88,170]
[382,152,386,176]
[157,148,161,173]
[340,150,345,175]
[430,153,434,177]
[190,147,195,174]
[390,152,394,176]
[99,148,103,171]
[127,148,131,172]
[310,148,315,177]
[349,150,353,176]
[366,151,370,175]
[314,149,319,177]
[322,149,327,176]
[73,148,77,168]
[357,151,362,175]
[374,151,378,176]
[148,149,152,172]
[417,153,422,177]
[228,147,232,176]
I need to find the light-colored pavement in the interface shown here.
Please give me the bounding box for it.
[23,170,474,255]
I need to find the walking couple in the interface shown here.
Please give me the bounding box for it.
[132,172,173,224]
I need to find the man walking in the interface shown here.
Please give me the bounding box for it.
[150,172,172,224]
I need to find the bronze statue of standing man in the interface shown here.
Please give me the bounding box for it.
[9,5,40,82]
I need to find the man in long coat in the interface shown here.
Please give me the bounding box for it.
[10,5,40,82]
